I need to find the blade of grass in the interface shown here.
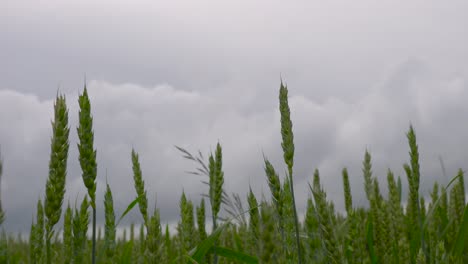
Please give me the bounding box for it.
[187,224,227,263]
[209,246,258,264]
[116,195,142,226]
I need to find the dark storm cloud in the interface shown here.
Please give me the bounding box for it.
[1,0,468,232]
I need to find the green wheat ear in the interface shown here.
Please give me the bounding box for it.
[213,142,224,220]
[278,81,302,263]
[247,187,260,250]
[77,85,98,264]
[104,183,116,263]
[33,199,44,263]
[342,168,353,215]
[264,157,283,223]
[404,125,422,262]
[362,149,373,203]
[131,149,149,226]
[72,196,89,264]
[196,198,207,242]
[145,206,162,262]
[77,86,97,208]
[44,93,70,264]
[279,82,294,171]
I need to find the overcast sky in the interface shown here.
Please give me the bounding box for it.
[1,0,468,234]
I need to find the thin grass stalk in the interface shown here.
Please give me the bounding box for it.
[454,169,465,224]
[278,81,302,263]
[0,149,4,226]
[0,230,7,264]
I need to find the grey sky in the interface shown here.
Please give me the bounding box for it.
[1,0,468,233]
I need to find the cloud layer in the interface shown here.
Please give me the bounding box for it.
[1,58,468,232]
[1,0,468,232]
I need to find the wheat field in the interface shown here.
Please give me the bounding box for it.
[0,83,467,264]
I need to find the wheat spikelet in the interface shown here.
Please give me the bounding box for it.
[73,196,89,263]
[196,198,207,242]
[63,203,72,264]
[145,208,162,263]
[362,149,373,203]
[247,188,260,256]
[104,183,116,263]
[131,149,149,227]
[342,168,353,216]
[263,158,284,234]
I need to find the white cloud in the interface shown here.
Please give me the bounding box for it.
[2,58,468,233]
